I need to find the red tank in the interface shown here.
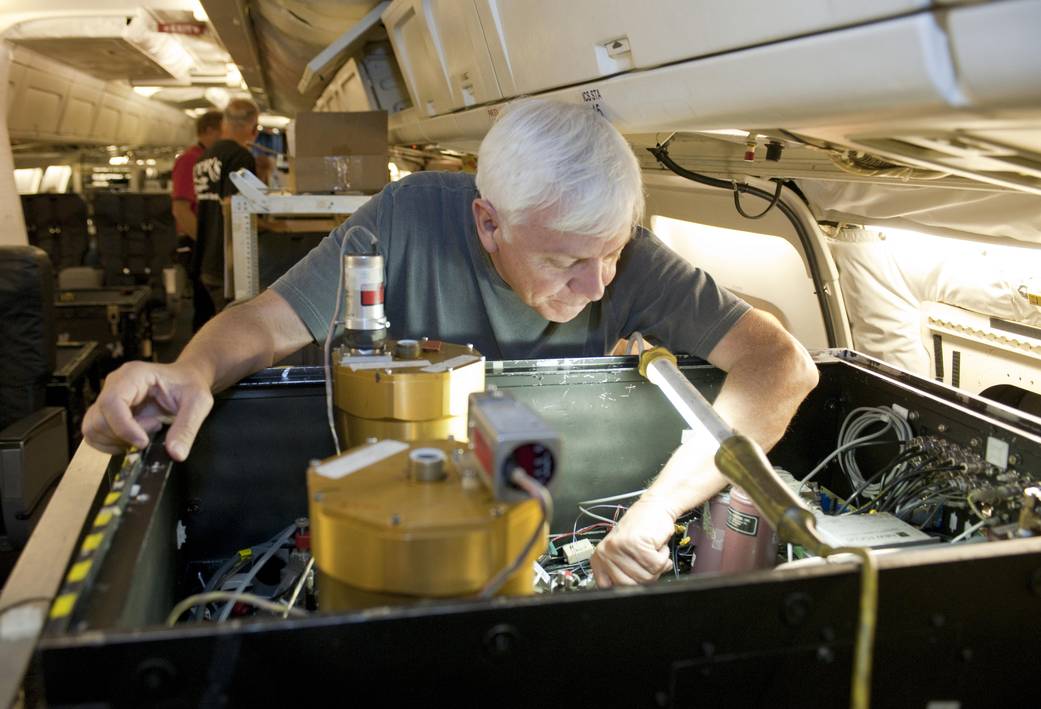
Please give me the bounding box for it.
[719,486,779,573]
[691,492,729,573]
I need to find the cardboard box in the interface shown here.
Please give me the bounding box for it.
[289,111,388,194]
[291,155,388,194]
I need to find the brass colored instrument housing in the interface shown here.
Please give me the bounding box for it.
[333,341,484,447]
[308,440,544,610]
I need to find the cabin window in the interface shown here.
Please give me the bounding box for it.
[649,214,827,348]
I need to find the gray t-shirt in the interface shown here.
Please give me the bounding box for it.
[271,172,749,360]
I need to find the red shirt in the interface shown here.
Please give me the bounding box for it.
[171,143,205,213]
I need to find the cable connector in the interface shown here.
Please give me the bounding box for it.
[562,539,595,565]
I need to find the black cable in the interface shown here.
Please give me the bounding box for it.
[778,128,835,152]
[839,445,926,511]
[877,465,962,515]
[733,178,784,220]
[847,461,937,514]
[647,143,838,347]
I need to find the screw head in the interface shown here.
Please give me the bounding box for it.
[483,624,520,662]
[781,592,812,626]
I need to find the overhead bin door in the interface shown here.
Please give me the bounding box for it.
[58,83,104,141]
[946,0,1041,107]
[316,58,378,112]
[380,0,933,119]
[381,0,502,116]
[474,0,932,97]
[8,64,66,137]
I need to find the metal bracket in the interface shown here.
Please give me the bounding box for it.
[227,169,372,301]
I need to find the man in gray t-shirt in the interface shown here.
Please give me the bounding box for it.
[271,171,748,361]
[84,98,818,589]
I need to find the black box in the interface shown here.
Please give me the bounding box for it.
[46,341,102,451]
[54,287,152,366]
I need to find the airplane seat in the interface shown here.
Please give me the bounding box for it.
[94,193,179,305]
[0,246,69,548]
[20,194,89,275]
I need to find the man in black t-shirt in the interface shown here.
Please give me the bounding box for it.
[191,98,258,330]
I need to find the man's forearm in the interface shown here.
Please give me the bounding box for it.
[176,290,312,393]
[172,201,197,239]
[640,314,819,518]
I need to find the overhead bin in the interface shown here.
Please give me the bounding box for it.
[316,41,412,115]
[4,10,193,83]
[945,0,1041,107]
[315,58,380,112]
[4,45,192,147]
[473,0,931,99]
[391,13,962,144]
[381,0,502,116]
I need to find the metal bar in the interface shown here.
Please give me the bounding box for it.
[645,356,734,444]
[229,182,370,301]
[230,195,257,301]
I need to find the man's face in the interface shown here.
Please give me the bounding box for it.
[473,200,631,322]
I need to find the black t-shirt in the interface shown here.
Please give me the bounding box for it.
[192,139,256,280]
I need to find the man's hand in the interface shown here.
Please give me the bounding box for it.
[83,361,213,462]
[591,496,677,587]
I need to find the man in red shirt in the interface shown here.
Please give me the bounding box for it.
[171,110,222,330]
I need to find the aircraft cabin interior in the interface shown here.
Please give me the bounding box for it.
[1,1,1040,707]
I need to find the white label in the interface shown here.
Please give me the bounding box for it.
[315,440,409,479]
[533,561,551,585]
[985,436,1009,470]
[348,360,431,372]
[421,355,480,373]
[340,354,392,367]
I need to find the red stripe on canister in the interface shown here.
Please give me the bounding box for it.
[360,284,384,306]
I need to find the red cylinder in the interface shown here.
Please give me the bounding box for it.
[691,492,730,573]
[719,486,778,573]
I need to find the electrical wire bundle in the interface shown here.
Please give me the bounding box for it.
[837,435,1039,543]
[841,439,965,525]
[167,523,314,626]
[799,405,914,496]
[537,491,699,588]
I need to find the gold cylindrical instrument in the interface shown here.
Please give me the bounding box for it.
[333,339,484,447]
[308,439,544,610]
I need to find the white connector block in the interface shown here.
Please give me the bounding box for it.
[562,538,596,565]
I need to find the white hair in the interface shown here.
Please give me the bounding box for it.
[224,98,259,129]
[475,98,644,239]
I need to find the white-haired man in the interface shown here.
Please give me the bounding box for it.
[83,99,818,588]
